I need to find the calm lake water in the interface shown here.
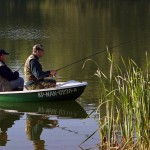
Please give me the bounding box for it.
[0,0,150,149]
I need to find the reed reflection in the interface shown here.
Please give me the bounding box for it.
[25,114,58,150]
[0,110,23,146]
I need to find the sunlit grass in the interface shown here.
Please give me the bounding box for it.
[81,51,150,150]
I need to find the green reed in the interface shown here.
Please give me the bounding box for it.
[82,52,150,149]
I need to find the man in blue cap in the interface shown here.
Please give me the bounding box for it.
[0,49,24,91]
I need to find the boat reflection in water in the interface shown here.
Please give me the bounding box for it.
[0,100,87,148]
[0,100,87,118]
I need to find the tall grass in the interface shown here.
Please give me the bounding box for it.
[83,52,150,149]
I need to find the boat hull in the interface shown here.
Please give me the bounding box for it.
[0,81,87,102]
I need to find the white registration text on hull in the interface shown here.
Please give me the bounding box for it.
[38,88,77,98]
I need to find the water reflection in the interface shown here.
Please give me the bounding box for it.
[0,101,87,118]
[0,101,87,148]
[25,114,58,150]
[0,110,23,146]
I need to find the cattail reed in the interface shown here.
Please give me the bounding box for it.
[82,51,150,149]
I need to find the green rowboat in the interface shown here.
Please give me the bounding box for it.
[0,80,87,102]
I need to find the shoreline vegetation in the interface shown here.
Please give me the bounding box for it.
[82,51,150,150]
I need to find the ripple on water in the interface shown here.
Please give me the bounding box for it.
[0,26,50,40]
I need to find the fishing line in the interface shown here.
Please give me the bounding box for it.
[56,34,150,71]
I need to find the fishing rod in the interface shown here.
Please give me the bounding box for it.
[17,63,25,72]
[16,34,150,72]
[56,34,150,71]
[56,49,106,71]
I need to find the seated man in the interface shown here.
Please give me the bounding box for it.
[24,44,57,90]
[0,49,24,91]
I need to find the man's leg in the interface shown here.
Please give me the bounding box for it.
[10,77,24,90]
[42,79,56,88]
[27,79,56,90]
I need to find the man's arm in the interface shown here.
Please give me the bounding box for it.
[30,59,50,79]
[0,65,19,81]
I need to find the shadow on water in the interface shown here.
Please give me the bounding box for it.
[0,101,88,148]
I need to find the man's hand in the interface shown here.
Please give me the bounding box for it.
[49,70,57,77]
